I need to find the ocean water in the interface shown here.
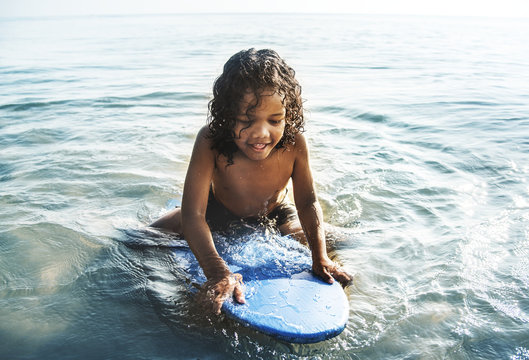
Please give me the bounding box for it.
[1,13,529,359]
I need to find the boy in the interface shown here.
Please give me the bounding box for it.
[151,49,351,314]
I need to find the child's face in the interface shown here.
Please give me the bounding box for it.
[233,90,286,161]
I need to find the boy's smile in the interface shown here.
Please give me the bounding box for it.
[233,90,286,161]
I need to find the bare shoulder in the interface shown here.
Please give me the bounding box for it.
[290,132,311,179]
[195,125,213,146]
[182,125,216,210]
[192,126,216,154]
[292,132,310,157]
[187,125,217,167]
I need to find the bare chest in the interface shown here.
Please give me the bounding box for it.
[212,148,295,216]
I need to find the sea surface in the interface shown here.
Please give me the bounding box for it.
[1,13,529,359]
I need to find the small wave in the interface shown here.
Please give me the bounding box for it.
[319,127,360,136]
[117,228,188,249]
[134,91,207,101]
[0,91,207,112]
[312,106,390,125]
[7,77,77,86]
[409,100,501,108]
[452,100,500,107]
[312,105,349,114]
[93,91,207,108]
[423,160,457,174]
[0,127,71,146]
[0,99,75,112]
[327,64,392,70]
[355,112,390,123]
[0,66,55,75]
[0,163,15,183]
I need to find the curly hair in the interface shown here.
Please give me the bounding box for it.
[207,48,304,164]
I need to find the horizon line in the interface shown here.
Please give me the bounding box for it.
[1,11,528,21]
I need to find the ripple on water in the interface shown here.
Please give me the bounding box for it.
[0,222,104,352]
[455,208,529,353]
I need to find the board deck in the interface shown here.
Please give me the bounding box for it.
[222,270,349,343]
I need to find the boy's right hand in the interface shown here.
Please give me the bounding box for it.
[198,273,245,315]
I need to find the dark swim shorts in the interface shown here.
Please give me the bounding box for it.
[205,189,298,232]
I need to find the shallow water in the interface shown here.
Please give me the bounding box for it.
[1,13,529,359]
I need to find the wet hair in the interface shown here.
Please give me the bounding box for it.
[207,48,304,164]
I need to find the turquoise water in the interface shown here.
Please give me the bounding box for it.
[1,13,529,359]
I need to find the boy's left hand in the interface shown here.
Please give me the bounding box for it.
[312,256,352,288]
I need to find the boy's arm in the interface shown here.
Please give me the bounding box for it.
[181,126,245,313]
[291,134,352,287]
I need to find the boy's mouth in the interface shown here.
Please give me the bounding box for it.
[250,143,267,151]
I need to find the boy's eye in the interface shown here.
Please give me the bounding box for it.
[236,119,251,125]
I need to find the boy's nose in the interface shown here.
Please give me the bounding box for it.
[250,123,269,139]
